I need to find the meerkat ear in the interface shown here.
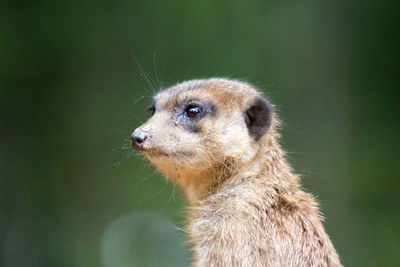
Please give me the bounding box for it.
[244,96,272,141]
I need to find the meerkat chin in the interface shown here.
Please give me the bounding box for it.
[131,78,342,267]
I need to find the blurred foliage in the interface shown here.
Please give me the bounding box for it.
[1,0,399,266]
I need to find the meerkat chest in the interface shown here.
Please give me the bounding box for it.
[188,183,271,244]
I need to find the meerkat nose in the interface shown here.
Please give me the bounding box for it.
[131,131,149,151]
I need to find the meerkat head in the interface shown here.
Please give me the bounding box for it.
[131,78,274,199]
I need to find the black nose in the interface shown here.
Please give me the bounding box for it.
[131,131,149,150]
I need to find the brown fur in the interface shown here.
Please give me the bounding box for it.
[132,78,342,266]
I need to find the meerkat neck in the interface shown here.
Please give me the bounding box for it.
[180,136,299,206]
[256,137,300,192]
[179,166,235,205]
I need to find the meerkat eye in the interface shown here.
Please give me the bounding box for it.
[185,104,203,119]
[148,105,156,115]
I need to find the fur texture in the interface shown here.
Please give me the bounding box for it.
[132,78,342,266]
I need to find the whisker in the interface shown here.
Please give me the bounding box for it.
[133,95,146,104]
[153,52,163,91]
[131,53,157,94]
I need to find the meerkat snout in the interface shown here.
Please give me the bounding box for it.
[131,130,149,151]
[131,78,342,266]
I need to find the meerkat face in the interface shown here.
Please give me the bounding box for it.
[131,79,272,180]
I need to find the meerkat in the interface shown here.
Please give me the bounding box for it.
[131,78,342,266]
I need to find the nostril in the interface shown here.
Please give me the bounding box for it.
[131,131,149,150]
[136,135,147,144]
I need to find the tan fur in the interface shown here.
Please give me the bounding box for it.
[132,78,342,266]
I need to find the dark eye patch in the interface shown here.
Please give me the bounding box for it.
[176,99,216,133]
[148,104,156,115]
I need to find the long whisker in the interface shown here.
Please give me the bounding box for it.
[132,53,157,95]
[153,52,163,90]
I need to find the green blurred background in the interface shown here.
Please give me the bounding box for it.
[1,0,399,266]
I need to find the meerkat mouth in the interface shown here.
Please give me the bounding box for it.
[143,148,194,160]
